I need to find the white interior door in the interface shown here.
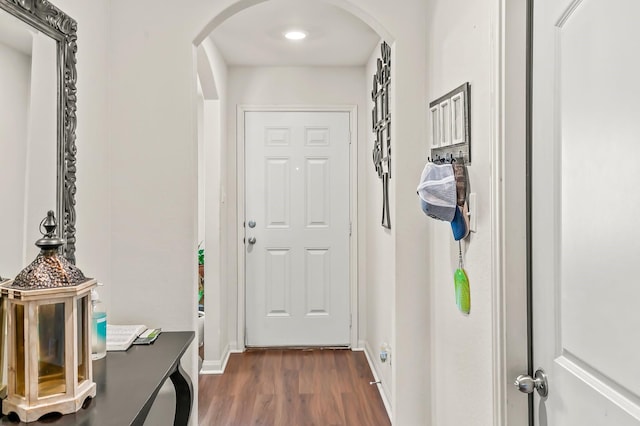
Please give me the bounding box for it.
[532,0,640,424]
[244,111,351,347]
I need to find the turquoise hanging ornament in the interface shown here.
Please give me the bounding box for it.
[454,241,470,314]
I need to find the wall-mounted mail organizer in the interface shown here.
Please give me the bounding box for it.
[429,82,471,164]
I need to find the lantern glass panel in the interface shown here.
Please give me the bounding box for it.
[14,304,25,398]
[77,296,88,383]
[37,303,66,397]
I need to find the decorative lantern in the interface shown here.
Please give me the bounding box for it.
[1,211,96,422]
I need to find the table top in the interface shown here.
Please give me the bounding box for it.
[1,331,194,426]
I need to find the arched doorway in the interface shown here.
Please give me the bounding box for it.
[198,1,388,360]
[195,0,394,417]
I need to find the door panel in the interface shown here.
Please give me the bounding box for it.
[265,248,291,316]
[305,248,330,315]
[265,158,290,228]
[305,158,330,227]
[533,0,640,423]
[245,111,350,347]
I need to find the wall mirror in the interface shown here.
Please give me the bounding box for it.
[0,0,78,280]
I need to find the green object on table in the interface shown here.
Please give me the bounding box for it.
[454,268,470,314]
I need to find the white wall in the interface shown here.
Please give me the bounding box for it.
[55,0,195,423]
[198,37,231,371]
[363,43,394,410]
[54,0,112,299]
[197,84,205,248]
[425,0,497,424]
[107,1,212,423]
[373,7,430,426]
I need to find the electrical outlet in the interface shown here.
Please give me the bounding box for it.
[469,192,477,232]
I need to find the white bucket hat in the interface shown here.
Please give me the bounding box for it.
[417,162,457,222]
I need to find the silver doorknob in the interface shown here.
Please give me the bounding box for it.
[248,220,256,228]
[514,368,548,397]
[247,237,256,245]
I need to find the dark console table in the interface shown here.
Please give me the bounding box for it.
[1,331,195,426]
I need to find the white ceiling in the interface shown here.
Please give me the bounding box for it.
[209,0,380,67]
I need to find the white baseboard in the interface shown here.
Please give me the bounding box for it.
[360,342,393,421]
[199,344,243,375]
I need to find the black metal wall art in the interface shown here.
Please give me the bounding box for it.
[371,41,392,229]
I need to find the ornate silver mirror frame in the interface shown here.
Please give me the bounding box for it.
[0,0,78,263]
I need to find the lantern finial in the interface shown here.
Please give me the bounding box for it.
[35,210,64,251]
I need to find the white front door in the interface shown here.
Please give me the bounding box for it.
[532,0,640,423]
[244,111,351,347]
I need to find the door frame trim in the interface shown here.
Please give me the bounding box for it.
[490,0,531,424]
[236,104,359,350]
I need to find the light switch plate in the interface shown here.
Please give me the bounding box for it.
[469,193,477,232]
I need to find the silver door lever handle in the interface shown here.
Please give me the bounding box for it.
[248,237,256,245]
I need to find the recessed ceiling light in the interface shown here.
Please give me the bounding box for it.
[284,30,307,41]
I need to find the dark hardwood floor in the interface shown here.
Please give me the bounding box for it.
[198,349,391,426]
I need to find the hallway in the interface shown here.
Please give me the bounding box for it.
[198,349,391,425]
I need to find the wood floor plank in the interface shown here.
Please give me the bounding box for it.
[199,396,234,426]
[228,391,256,425]
[251,394,277,425]
[199,348,390,426]
[281,348,304,371]
[309,392,346,425]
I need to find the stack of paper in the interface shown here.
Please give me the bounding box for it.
[106,324,147,351]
